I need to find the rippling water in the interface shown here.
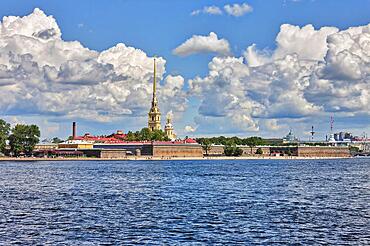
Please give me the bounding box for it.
[0,159,369,245]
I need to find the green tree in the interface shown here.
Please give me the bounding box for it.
[234,147,243,156]
[224,145,235,156]
[256,148,263,155]
[196,136,266,147]
[224,141,237,156]
[125,131,136,141]
[124,128,169,141]
[202,139,212,156]
[349,146,360,153]
[151,129,167,141]
[224,145,243,156]
[52,137,64,143]
[0,119,11,154]
[8,124,40,156]
[244,137,265,155]
[139,128,151,141]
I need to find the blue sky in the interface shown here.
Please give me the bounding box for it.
[0,0,370,140]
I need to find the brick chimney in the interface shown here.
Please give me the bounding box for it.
[72,122,77,140]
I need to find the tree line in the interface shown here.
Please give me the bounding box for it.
[125,128,170,141]
[0,119,40,157]
[196,136,266,156]
[196,136,266,147]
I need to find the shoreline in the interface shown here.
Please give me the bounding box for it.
[0,156,352,162]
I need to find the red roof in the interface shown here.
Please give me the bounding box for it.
[74,132,126,142]
[184,138,198,144]
[73,133,198,145]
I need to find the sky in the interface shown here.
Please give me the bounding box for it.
[0,0,370,140]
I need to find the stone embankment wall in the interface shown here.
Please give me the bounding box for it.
[153,144,203,158]
[297,146,350,157]
[206,146,271,156]
[205,145,224,156]
[82,149,127,158]
[240,146,271,156]
[206,145,350,158]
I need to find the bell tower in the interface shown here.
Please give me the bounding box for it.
[148,58,161,131]
[165,113,176,140]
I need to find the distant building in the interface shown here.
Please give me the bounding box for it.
[334,132,353,142]
[106,130,127,141]
[34,142,58,151]
[58,140,94,149]
[328,133,336,143]
[283,129,299,144]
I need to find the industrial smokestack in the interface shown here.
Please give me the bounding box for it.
[72,122,76,140]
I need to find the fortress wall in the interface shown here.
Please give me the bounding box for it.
[207,146,271,156]
[270,147,299,156]
[297,146,350,157]
[207,145,350,158]
[100,149,127,159]
[82,149,127,158]
[153,144,203,158]
[206,146,225,156]
[240,146,271,156]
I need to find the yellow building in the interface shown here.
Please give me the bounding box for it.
[58,140,94,149]
[148,58,161,131]
[34,142,58,151]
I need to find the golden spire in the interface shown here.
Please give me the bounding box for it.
[153,57,156,98]
[148,56,161,131]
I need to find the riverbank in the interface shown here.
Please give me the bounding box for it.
[0,156,352,162]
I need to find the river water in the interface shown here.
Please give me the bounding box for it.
[0,159,369,245]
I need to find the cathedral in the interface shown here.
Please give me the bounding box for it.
[148,58,176,140]
[148,58,161,131]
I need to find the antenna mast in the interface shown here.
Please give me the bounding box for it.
[310,125,315,141]
[330,116,334,134]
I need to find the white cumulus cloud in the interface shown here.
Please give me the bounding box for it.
[189,23,370,135]
[0,8,187,123]
[184,125,197,133]
[224,3,253,17]
[274,24,339,61]
[191,6,223,16]
[191,3,253,17]
[173,32,231,57]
